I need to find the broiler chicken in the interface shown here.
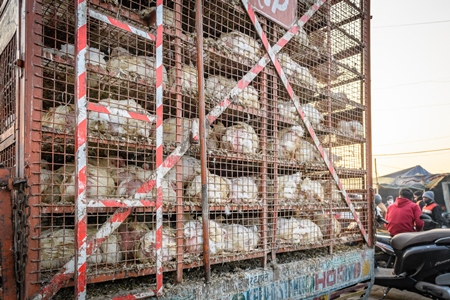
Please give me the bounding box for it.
[228,177,259,204]
[277,172,303,201]
[337,120,364,138]
[118,221,151,259]
[302,104,324,127]
[107,47,168,85]
[300,178,324,202]
[183,220,218,255]
[139,6,176,28]
[88,98,155,138]
[313,214,342,238]
[274,126,305,159]
[221,224,259,252]
[59,163,115,203]
[294,140,322,164]
[135,227,177,263]
[185,174,230,204]
[165,155,202,186]
[40,228,75,269]
[40,160,63,204]
[215,31,262,66]
[160,117,203,145]
[276,217,304,244]
[294,219,323,244]
[87,227,122,265]
[277,52,317,90]
[41,104,76,133]
[205,75,260,109]
[221,122,259,154]
[167,64,198,94]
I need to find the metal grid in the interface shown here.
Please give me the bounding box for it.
[19,0,370,298]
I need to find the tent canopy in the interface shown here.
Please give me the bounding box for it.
[377,165,446,189]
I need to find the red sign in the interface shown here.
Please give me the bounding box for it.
[248,0,298,29]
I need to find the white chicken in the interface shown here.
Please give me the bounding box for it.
[221,122,259,154]
[313,214,342,238]
[88,98,155,138]
[165,155,202,186]
[40,228,75,269]
[107,47,168,86]
[276,217,304,244]
[41,104,76,133]
[160,117,201,145]
[277,172,303,201]
[228,177,259,204]
[167,64,198,94]
[205,76,260,109]
[185,174,230,204]
[139,6,176,28]
[221,224,259,252]
[87,228,122,265]
[135,227,177,264]
[58,43,106,67]
[274,126,305,159]
[40,161,63,204]
[300,178,324,202]
[277,52,317,90]
[183,220,218,255]
[118,221,151,259]
[59,163,116,203]
[302,104,324,127]
[277,100,301,124]
[215,31,262,66]
[337,120,364,138]
[294,219,323,244]
[294,140,322,164]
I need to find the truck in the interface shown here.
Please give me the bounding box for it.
[0,0,374,299]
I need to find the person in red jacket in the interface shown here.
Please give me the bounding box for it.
[385,188,424,236]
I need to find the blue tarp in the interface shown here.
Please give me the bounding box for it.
[377,165,447,189]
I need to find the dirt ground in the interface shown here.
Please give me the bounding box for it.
[367,285,429,300]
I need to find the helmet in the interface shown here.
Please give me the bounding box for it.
[374,194,382,205]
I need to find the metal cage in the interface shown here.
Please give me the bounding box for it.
[0,0,372,298]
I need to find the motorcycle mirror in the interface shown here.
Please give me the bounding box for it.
[420,214,432,222]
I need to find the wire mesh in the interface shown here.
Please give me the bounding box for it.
[22,0,370,297]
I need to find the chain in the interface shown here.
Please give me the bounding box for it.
[12,179,30,300]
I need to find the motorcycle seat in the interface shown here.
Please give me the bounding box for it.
[391,229,450,251]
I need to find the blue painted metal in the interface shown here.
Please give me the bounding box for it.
[149,248,374,300]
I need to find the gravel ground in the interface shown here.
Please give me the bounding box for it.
[368,285,429,300]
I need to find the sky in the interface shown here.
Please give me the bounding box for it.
[370,0,450,177]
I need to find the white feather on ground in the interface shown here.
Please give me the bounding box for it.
[221,122,259,154]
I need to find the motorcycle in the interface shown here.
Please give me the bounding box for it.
[374,212,395,268]
[374,216,450,300]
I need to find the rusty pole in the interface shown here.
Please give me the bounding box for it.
[196,0,211,284]
[0,167,17,299]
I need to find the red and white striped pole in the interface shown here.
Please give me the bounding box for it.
[154,0,164,295]
[133,1,326,200]
[241,0,368,244]
[74,0,88,297]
